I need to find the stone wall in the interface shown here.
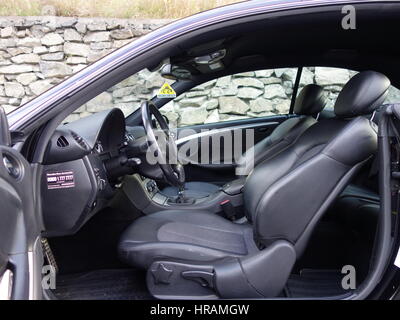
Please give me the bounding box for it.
[0,16,173,114]
[1,16,399,126]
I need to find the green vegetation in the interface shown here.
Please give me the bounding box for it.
[0,0,242,19]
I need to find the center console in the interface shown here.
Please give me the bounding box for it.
[120,174,245,216]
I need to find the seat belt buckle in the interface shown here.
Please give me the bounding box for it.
[220,199,236,220]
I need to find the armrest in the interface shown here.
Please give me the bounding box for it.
[222,177,246,196]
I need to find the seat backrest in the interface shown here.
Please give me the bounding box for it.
[236,84,326,175]
[243,71,390,255]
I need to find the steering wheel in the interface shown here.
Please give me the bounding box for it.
[141,101,185,188]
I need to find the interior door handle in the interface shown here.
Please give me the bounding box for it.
[257,127,269,133]
[0,269,13,300]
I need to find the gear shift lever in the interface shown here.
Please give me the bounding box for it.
[177,185,186,203]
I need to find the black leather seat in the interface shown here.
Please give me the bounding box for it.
[161,84,327,198]
[119,71,389,299]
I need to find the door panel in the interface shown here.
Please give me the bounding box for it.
[175,115,289,184]
[0,107,40,300]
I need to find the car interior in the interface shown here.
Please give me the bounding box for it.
[25,4,400,300]
[38,68,388,300]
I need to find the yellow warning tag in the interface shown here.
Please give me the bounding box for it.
[157,83,176,98]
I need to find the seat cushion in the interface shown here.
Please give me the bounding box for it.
[118,210,259,269]
[160,181,221,198]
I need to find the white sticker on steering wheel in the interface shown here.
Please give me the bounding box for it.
[157,83,176,98]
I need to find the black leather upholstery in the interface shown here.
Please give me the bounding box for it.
[161,84,326,198]
[119,210,259,269]
[334,71,390,118]
[293,83,327,115]
[119,71,388,298]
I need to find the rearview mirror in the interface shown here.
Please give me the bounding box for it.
[161,64,192,81]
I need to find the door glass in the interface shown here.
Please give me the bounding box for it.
[160,68,297,128]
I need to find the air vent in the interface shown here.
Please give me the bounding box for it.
[71,131,89,150]
[56,136,69,148]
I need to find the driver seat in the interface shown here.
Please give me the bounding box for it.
[119,71,389,299]
[161,84,327,199]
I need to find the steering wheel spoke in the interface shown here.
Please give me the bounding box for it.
[141,101,185,187]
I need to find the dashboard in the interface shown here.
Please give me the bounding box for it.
[41,108,143,237]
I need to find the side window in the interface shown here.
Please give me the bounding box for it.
[160,68,297,128]
[64,68,170,123]
[299,67,400,109]
[298,67,358,110]
[384,85,400,104]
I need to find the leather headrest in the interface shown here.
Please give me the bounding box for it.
[293,84,326,116]
[334,71,390,118]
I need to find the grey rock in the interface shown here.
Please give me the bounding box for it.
[16,73,37,85]
[300,67,314,86]
[0,38,16,47]
[385,86,400,104]
[39,61,72,78]
[211,85,238,97]
[84,32,110,43]
[249,97,273,113]
[90,42,112,50]
[315,67,350,86]
[112,39,133,48]
[86,92,113,112]
[263,84,287,99]
[64,42,90,57]
[185,90,210,98]
[179,96,206,108]
[237,87,263,99]
[233,77,264,89]
[41,33,64,46]
[1,26,15,38]
[41,52,64,61]
[273,99,291,114]
[87,49,112,63]
[64,28,82,42]
[112,85,148,98]
[11,53,40,64]
[33,46,48,54]
[193,79,217,91]
[4,82,24,98]
[180,107,208,126]
[205,109,220,124]
[247,111,275,118]
[204,99,219,110]
[87,21,107,31]
[7,47,31,56]
[0,64,33,74]
[255,70,274,78]
[8,98,21,106]
[17,37,40,47]
[234,71,255,77]
[49,45,64,53]
[75,22,87,34]
[219,96,249,115]
[66,56,87,64]
[29,80,53,95]
[72,64,86,73]
[216,76,232,88]
[110,29,133,40]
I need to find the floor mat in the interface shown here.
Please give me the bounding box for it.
[285,269,349,298]
[53,269,153,300]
